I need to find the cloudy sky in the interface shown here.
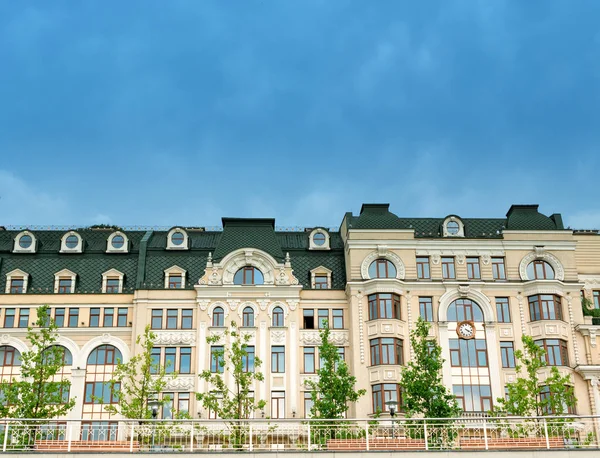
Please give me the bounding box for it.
[1,1,599,229]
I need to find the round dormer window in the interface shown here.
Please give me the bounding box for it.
[446,221,460,235]
[313,232,326,246]
[111,235,125,249]
[65,235,79,249]
[19,235,33,249]
[171,231,185,246]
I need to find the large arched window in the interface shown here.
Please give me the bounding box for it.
[234,267,264,285]
[447,299,484,322]
[242,307,255,327]
[212,307,225,327]
[0,346,21,367]
[87,345,122,365]
[42,345,73,366]
[527,260,555,280]
[368,259,397,279]
[272,307,284,327]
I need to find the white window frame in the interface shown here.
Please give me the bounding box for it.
[54,269,77,294]
[5,269,29,294]
[310,266,332,289]
[106,231,129,253]
[164,265,187,289]
[60,231,83,253]
[102,269,125,293]
[442,216,465,238]
[166,227,189,250]
[13,231,37,254]
[309,228,331,250]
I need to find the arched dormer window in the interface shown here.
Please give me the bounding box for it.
[107,231,129,253]
[272,306,285,327]
[309,228,331,250]
[368,259,397,279]
[442,216,465,237]
[13,231,36,253]
[527,260,555,280]
[242,307,255,327]
[60,231,83,253]
[212,306,225,327]
[166,227,189,250]
[87,345,122,365]
[234,267,264,285]
[447,299,484,322]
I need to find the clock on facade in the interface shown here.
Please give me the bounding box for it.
[456,320,475,339]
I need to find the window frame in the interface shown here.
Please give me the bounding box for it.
[416,256,431,279]
[492,257,506,280]
[368,259,397,279]
[442,257,456,279]
[271,346,285,373]
[466,257,481,280]
[419,297,434,322]
[500,341,516,368]
[272,307,285,327]
[535,339,569,367]
[369,338,403,366]
[528,294,563,321]
[495,297,511,323]
[367,293,401,320]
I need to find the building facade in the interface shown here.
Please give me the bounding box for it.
[1,204,599,424]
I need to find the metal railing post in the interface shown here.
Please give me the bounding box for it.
[249,423,253,452]
[365,420,369,451]
[129,423,135,452]
[483,418,488,450]
[307,421,312,450]
[67,422,72,452]
[190,423,194,452]
[424,420,429,450]
[543,418,550,449]
[3,422,9,452]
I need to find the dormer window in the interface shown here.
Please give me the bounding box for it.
[54,269,76,294]
[107,231,129,253]
[102,269,125,293]
[5,269,29,294]
[442,216,465,237]
[60,231,83,253]
[166,228,189,250]
[233,267,264,285]
[13,231,36,253]
[310,266,332,289]
[309,228,331,250]
[164,265,186,289]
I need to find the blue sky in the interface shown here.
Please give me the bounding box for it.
[1,1,599,229]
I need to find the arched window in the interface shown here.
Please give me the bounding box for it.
[212,307,225,327]
[368,259,397,279]
[272,307,284,327]
[242,307,254,327]
[527,260,555,280]
[234,267,264,285]
[447,299,484,322]
[42,345,73,366]
[87,345,122,365]
[0,346,21,367]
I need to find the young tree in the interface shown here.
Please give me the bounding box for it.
[102,325,175,419]
[306,324,366,419]
[0,305,75,419]
[401,318,461,418]
[493,335,576,417]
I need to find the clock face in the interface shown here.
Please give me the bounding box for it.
[457,321,475,339]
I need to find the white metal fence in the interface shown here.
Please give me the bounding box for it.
[1,416,599,452]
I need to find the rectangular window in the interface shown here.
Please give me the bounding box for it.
[168,275,182,289]
[84,382,120,404]
[210,346,224,373]
[419,297,433,322]
[18,309,30,328]
[117,308,128,327]
[58,279,72,294]
[593,291,600,309]
[332,309,344,329]
[68,308,79,328]
[453,384,492,412]
[151,310,163,329]
[318,309,329,329]
[4,309,15,328]
[162,392,174,419]
[271,391,285,419]
[55,308,65,327]
[496,297,511,323]
[166,310,178,329]
[314,275,328,289]
[89,308,101,327]
[467,257,481,280]
[164,347,177,373]
[271,346,285,373]
[372,383,401,413]
[368,293,401,320]
[150,348,161,374]
[242,346,255,373]
[103,308,114,327]
[304,392,314,418]
[370,338,403,366]
[181,309,193,329]
[500,342,516,368]
[106,278,120,294]
[529,294,563,321]
[180,347,192,374]
[303,310,315,329]
[178,393,190,415]
[492,257,506,280]
[535,339,569,366]
[416,257,430,279]
[10,278,24,294]
[442,257,455,279]
[303,347,316,373]
[449,339,488,367]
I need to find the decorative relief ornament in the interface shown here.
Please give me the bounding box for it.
[256,299,270,311]
[1,335,9,344]
[270,330,286,344]
[301,375,319,388]
[165,376,195,391]
[300,330,349,346]
[209,329,225,343]
[458,285,470,297]
[227,299,240,310]
[208,268,221,285]
[240,330,256,344]
[431,254,441,265]
[198,299,210,311]
[154,332,196,346]
[286,300,299,311]
[481,255,491,266]
[101,333,111,343]
[456,254,466,265]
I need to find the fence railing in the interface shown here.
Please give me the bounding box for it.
[1,416,599,452]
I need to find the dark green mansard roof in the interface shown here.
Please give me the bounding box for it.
[0,224,346,293]
[345,204,564,237]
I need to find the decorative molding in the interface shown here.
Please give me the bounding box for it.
[431,254,441,265]
[578,326,598,348]
[301,375,319,388]
[240,330,256,344]
[286,299,299,311]
[153,331,196,346]
[481,255,491,266]
[5,269,29,294]
[268,301,289,321]
[270,329,286,344]
[163,265,187,289]
[360,249,406,280]
[438,288,494,322]
[237,301,258,319]
[458,285,470,297]
[208,302,229,320]
[221,249,277,285]
[456,254,466,265]
[256,299,270,311]
[166,227,189,250]
[198,299,210,311]
[299,330,349,346]
[227,299,240,311]
[519,250,565,281]
[209,329,225,343]
[154,375,195,391]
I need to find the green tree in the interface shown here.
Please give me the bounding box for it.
[493,335,576,417]
[400,318,461,419]
[102,325,175,419]
[306,324,366,419]
[0,305,76,419]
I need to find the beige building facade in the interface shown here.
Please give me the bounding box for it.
[1,204,599,425]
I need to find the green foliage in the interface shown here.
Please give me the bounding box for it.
[196,321,266,419]
[0,305,75,419]
[493,335,576,417]
[306,324,366,419]
[581,297,600,318]
[102,325,175,419]
[401,318,461,419]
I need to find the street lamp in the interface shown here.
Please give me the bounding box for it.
[385,400,398,439]
[148,399,161,449]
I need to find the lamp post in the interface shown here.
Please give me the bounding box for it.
[148,399,161,450]
[385,400,398,439]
